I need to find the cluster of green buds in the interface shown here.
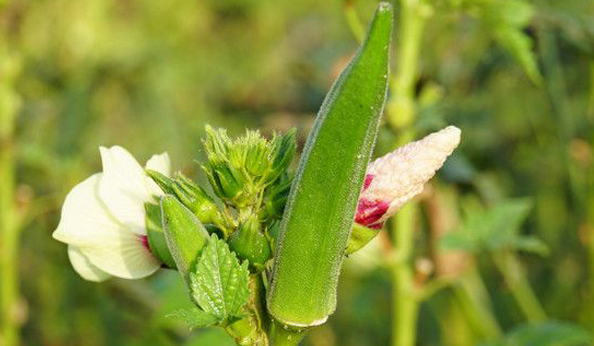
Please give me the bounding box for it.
[202,126,295,213]
[146,127,295,272]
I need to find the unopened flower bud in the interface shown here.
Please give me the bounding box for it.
[204,161,245,201]
[174,173,221,224]
[228,215,271,270]
[356,126,461,228]
[147,170,222,225]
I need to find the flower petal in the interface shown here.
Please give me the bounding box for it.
[362,126,461,224]
[99,146,153,234]
[53,173,123,245]
[54,173,160,279]
[79,231,160,279]
[68,245,111,282]
[145,152,171,176]
[145,152,171,196]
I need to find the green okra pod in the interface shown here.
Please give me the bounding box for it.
[267,3,393,327]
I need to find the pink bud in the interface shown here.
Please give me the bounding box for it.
[355,126,461,228]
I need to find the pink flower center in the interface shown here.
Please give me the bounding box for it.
[139,235,151,253]
[363,174,374,190]
[355,198,389,227]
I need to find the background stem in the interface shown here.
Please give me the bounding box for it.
[454,268,502,339]
[493,251,547,322]
[0,52,21,346]
[389,0,429,345]
[392,203,419,346]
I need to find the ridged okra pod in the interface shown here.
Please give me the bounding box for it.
[267,3,393,327]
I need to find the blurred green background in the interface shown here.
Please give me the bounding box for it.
[1,0,594,345]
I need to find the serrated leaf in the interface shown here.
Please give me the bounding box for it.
[190,234,250,320]
[166,308,220,329]
[479,321,592,346]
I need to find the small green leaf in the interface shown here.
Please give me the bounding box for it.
[190,234,250,320]
[167,308,220,329]
[439,198,546,255]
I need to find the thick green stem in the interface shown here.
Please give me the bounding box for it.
[493,251,547,322]
[392,202,419,346]
[387,0,429,131]
[389,1,430,346]
[269,321,306,346]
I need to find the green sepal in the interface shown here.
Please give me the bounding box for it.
[346,223,382,255]
[228,215,271,270]
[160,195,210,281]
[264,175,292,220]
[268,128,296,182]
[144,203,176,269]
[203,161,244,201]
[173,173,221,224]
[146,169,176,195]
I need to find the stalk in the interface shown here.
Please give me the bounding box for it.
[0,52,20,346]
[269,321,306,346]
[492,251,547,322]
[454,268,502,340]
[391,203,419,346]
[388,0,430,345]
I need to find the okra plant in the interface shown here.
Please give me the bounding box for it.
[52,3,461,345]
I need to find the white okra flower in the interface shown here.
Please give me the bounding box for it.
[53,146,170,282]
[355,126,461,228]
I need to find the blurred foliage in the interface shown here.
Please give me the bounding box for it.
[2,0,594,345]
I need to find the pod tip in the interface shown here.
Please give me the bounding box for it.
[378,2,393,12]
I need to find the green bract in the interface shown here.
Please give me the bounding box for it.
[267,3,393,327]
[160,195,210,281]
